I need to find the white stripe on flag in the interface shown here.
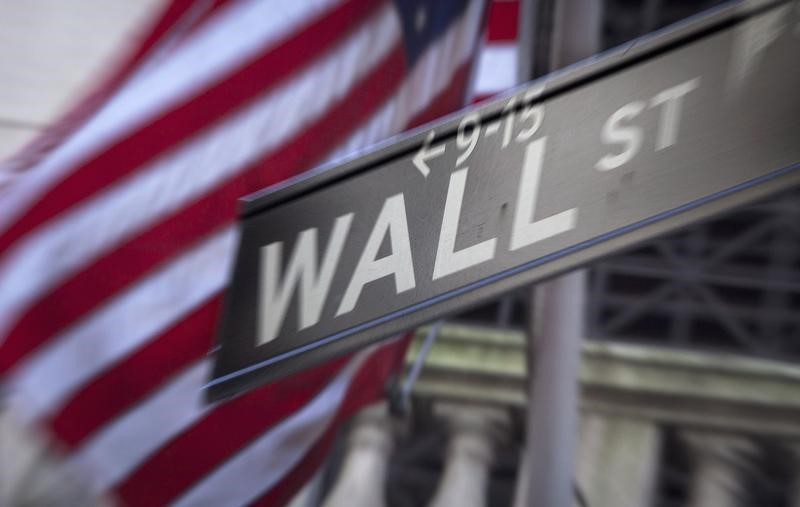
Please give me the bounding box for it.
[474,42,518,96]
[0,0,347,233]
[171,345,377,507]
[70,360,213,495]
[0,5,401,340]
[8,227,236,424]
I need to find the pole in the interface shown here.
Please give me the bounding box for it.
[515,0,602,505]
[523,271,587,507]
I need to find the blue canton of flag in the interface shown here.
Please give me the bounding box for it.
[393,0,472,64]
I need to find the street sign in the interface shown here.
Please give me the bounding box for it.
[208,0,800,401]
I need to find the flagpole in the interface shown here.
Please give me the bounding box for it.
[515,0,602,505]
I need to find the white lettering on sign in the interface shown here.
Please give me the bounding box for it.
[596,77,700,171]
[510,137,578,251]
[650,78,700,150]
[515,86,545,143]
[595,101,646,171]
[337,193,416,316]
[413,131,446,178]
[456,114,481,166]
[439,88,548,171]
[256,79,706,343]
[433,167,497,280]
[258,213,353,345]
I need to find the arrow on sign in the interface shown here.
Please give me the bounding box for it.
[413,131,445,178]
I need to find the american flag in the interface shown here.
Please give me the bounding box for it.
[0,0,487,504]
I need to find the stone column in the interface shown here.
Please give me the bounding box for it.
[0,408,109,506]
[321,403,394,507]
[682,431,758,507]
[575,413,662,507]
[429,404,508,507]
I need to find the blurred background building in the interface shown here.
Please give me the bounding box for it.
[0,1,162,163]
[1,1,799,506]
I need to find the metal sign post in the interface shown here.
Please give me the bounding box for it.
[208,0,800,401]
[518,1,600,505]
[523,272,587,506]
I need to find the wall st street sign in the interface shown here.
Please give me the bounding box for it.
[207,0,800,400]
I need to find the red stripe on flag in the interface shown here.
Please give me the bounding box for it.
[0,45,406,375]
[472,93,497,104]
[49,297,222,447]
[253,420,339,507]
[172,0,243,42]
[249,338,409,507]
[114,354,352,506]
[0,0,385,256]
[487,0,519,42]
